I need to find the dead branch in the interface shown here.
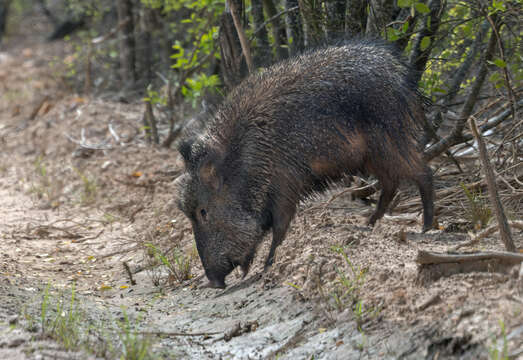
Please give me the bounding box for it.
[29,96,50,120]
[227,0,254,73]
[250,6,298,38]
[123,261,136,285]
[424,27,497,161]
[452,220,523,251]
[128,205,144,223]
[416,250,523,265]
[485,13,518,122]
[74,229,105,243]
[325,181,378,207]
[108,122,121,144]
[65,128,112,150]
[84,43,92,94]
[438,100,522,149]
[469,117,515,252]
[143,100,159,144]
[441,20,490,105]
[25,224,83,239]
[99,244,140,259]
[140,330,220,337]
[91,17,131,45]
[416,293,442,311]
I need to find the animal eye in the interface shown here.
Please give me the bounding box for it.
[200,208,207,220]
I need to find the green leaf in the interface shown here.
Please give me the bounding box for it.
[491,0,506,12]
[386,27,400,41]
[402,21,409,33]
[415,2,431,14]
[432,87,447,94]
[493,58,507,68]
[495,82,505,89]
[420,36,431,51]
[489,73,501,83]
[398,0,412,8]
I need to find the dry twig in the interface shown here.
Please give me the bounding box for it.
[417,250,523,265]
[123,261,136,285]
[227,0,254,73]
[140,330,220,337]
[469,117,515,252]
[65,128,112,150]
[452,220,523,251]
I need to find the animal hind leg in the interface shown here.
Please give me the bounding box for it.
[415,164,435,232]
[367,182,397,227]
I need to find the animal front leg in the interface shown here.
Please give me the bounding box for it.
[264,203,295,270]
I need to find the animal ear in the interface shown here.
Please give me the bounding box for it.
[178,137,195,164]
[198,157,222,191]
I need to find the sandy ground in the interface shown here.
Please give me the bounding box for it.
[0,6,522,360]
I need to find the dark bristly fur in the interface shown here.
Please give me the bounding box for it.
[176,39,435,289]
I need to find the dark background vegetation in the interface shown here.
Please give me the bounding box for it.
[0,0,520,156]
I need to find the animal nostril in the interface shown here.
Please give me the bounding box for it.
[200,208,207,219]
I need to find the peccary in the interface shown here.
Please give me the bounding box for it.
[176,39,434,289]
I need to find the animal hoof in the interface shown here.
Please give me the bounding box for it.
[204,279,226,289]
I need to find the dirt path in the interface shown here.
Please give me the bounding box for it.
[1,7,522,360]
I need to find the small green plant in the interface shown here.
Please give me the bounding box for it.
[40,282,51,333]
[30,156,62,207]
[73,167,97,205]
[117,308,152,360]
[330,245,367,311]
[460,182,492,230]
[329,245,380,328]
[146,243,195,285]
[36,282,84,350]
[286,282,302,290]
[489,320,509,360]
[21,283,155,358]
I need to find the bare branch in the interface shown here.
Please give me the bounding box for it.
[424,27,498,161]
[227,0,254,73]
[468,117,515,252]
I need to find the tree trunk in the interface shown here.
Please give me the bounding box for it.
[365,0,396,36]
[251,0,272,66]
[424,29,498,161]
[219,1,246,89]
[36,0,58,26]
[0,0,11,44]
[345,0,367,37]
[285,0,304,55]
[140,7,155,85]
[409,0,444,83]
[393,8,418,51]
[116,0,137,87]
[228,0,254,73]
[299,0,323,46]
[263,0,288,60]
[443,20,490,105]
[325,0,346,40]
